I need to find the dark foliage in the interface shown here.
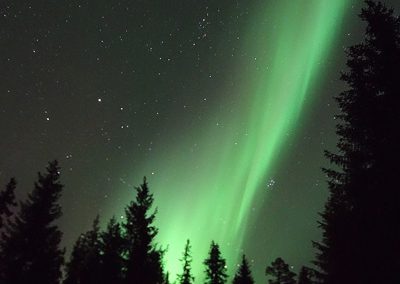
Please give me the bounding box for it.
[0,161,65,284]
[204,241,228,284]
[99,216,125,284]
[297,266,313,284]
[123,177,164,284]
[64,216,102,284]
[314,1,400,283]
[0,178,17,229]
[265,257,296,284]
[164,272,170,284]
[177,239,195,284]
[232,254,254,284]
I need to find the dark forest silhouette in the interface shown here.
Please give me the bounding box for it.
[312,1,400,283]
[1,1,399,283]
[0,162,65,284]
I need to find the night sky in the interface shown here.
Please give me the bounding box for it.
[1,1,399,283]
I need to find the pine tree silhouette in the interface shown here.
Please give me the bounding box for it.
[265,257,296,284]
[204,241,228,284]
[177,239,195,284]
[0,178,17,229]
[99,216,124,284]
[232,254,254,284]
[0,161,64,284]
[123,177,164,284]
[313,1,400,283]
[64,215,102,284]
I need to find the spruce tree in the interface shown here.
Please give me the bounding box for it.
[99,217,124,284]
[232,255,254,284]
[314,1,400,283]
[203,241,228,284]
[265,257,296,284]
[177,239,195,284]
[0,178,17,229]
[124,177,164,284]
[64,215,102,284]
[0,161,64,284]
[64,233,87,284]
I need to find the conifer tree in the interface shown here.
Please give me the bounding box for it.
[314,1,400,283]
[124,177,164,284]
[265,257,296,284]
[64,216,102,284]
[177,239,195,284]
[232,254,254,284]
[203,241,228,284]
[0,161,64,284]
[0,178,17,229]
[99,217,124,284]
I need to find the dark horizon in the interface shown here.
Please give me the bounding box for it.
[1,1,400,283]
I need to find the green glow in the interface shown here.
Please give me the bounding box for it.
[116,1,347,282]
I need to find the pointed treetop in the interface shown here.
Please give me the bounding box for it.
[178,239,195,284]
[265,257,296,284]
[204,241,228,284]
[233,254,254,284]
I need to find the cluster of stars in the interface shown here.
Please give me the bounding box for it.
[266,178,276,189]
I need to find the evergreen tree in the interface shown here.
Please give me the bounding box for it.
[203,241,228,284]
[0,178,17,229]
[265,257,296,284]
[99,216,124,284]
[297,266,313,284]
[232,254,254,284]
[63,233,87,284]
[64,216,102,284]
[177,239,195,284]
[124,177,164,284]
[0,161,64,284]
[313,1,400,283]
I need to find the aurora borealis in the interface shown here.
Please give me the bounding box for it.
[140,1,348,281]
[1,0,399,283]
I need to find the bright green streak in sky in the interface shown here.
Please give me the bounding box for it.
[119,1,347,282]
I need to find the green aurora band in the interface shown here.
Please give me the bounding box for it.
[118,0,348,282]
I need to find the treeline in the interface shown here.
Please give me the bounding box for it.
[0,161,307,284]
[0,164,309,284]
[1,1,399,283]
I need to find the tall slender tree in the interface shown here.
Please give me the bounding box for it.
[99,217,125,284]
[204,241,228,284]
[177,239,195,284]
[0,161,65,284]
[314,1,400,283]
[265,257,296,284]
[232,254,254,284]
[0,178,17,229]
[64,215,102,284]
[124,177,164,284]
